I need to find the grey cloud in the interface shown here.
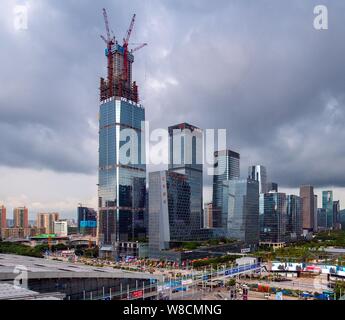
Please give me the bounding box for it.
[1,0,345,190]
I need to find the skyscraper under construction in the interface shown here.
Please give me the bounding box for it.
[97,9,147,259]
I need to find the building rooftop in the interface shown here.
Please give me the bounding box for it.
[0,254,162,281]
[0,283,63,300]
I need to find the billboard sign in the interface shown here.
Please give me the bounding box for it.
[276,292,283,300]
[131,290,143,299]
[80,220,97,228]
[337,266,345,277]
[272,262,303,272]
[320,265,337,274]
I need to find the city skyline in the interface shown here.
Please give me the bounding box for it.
[1,1,345,218]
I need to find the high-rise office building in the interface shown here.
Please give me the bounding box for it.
[322,190,333,229]
[0,205,6,230]
[212,150,240,228]
[98,16,147,258]
[77,207,97,236]
[13,207,28,229]
[266,182,278,193]
[314,195,318,232]
[36,213,59,234]
[248,165,267,194]
[299,185,315,231]
[317,208,327,230]
[168,123,203,233]
[203,203,213,229]
[259,192,287,243]
[227,179,259,247]
[333,200,340,229]
[286,195,302,241]
[148,170,192,252]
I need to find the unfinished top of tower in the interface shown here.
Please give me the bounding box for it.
[99,8,147,103]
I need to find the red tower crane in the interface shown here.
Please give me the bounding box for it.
[100,8,115,98]
[122,14,136,83]
[100,9,147,102]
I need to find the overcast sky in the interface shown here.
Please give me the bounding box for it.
[1,0,345,219]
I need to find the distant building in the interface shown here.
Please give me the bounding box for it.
[1,227,33,239]
[266,182,278,192]
[248,165,267,194]
[36,213,59,234]
[13,207,28,229]
[317,208,327,230]
[227,179,259,247]
[260,192,287,243]
[0,205,7,232]
[333,200,341,230]
[286,195,302,241]
[322,191,333,229]
[77,207,97,236]
[299,186,315,231]
[203,203,213,229]
[313,195,318,232]
[212,150,240,228]
[54,220,68,237]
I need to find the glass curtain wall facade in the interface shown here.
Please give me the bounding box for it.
[148,171,191,252]
[333,200,340,229]
[168,123,203,236]
[248,165,267,194]
[227,179,259,246]
[286,195,302,241]
[212,150,240,228]
[98,97,146,254]
[260,193,287,243]
[322,190,333,229]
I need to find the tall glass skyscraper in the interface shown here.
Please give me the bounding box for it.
[322,190,333,229]
[248,165,267,194]
[286,195,302,241]
[168,123,203,234]
[259,192,287,243]
[227,179,259,247]
[212,150,240,228]
[333,200,340,229]
[98,98,146,256]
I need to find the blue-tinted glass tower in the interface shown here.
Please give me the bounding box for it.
[322,190,333,229]
[286,195,302,241]
[260,192,287,243]
[212,150,240,228]
[227,179,259,247]
[97,16,147,257]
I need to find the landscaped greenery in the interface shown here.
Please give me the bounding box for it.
[254,231,345,263]
[179,238,237,251]
[0,241,68,258]
[192,255,241,268]
[314,230,345,247]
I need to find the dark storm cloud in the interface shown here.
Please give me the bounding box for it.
[0,0,345,188]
